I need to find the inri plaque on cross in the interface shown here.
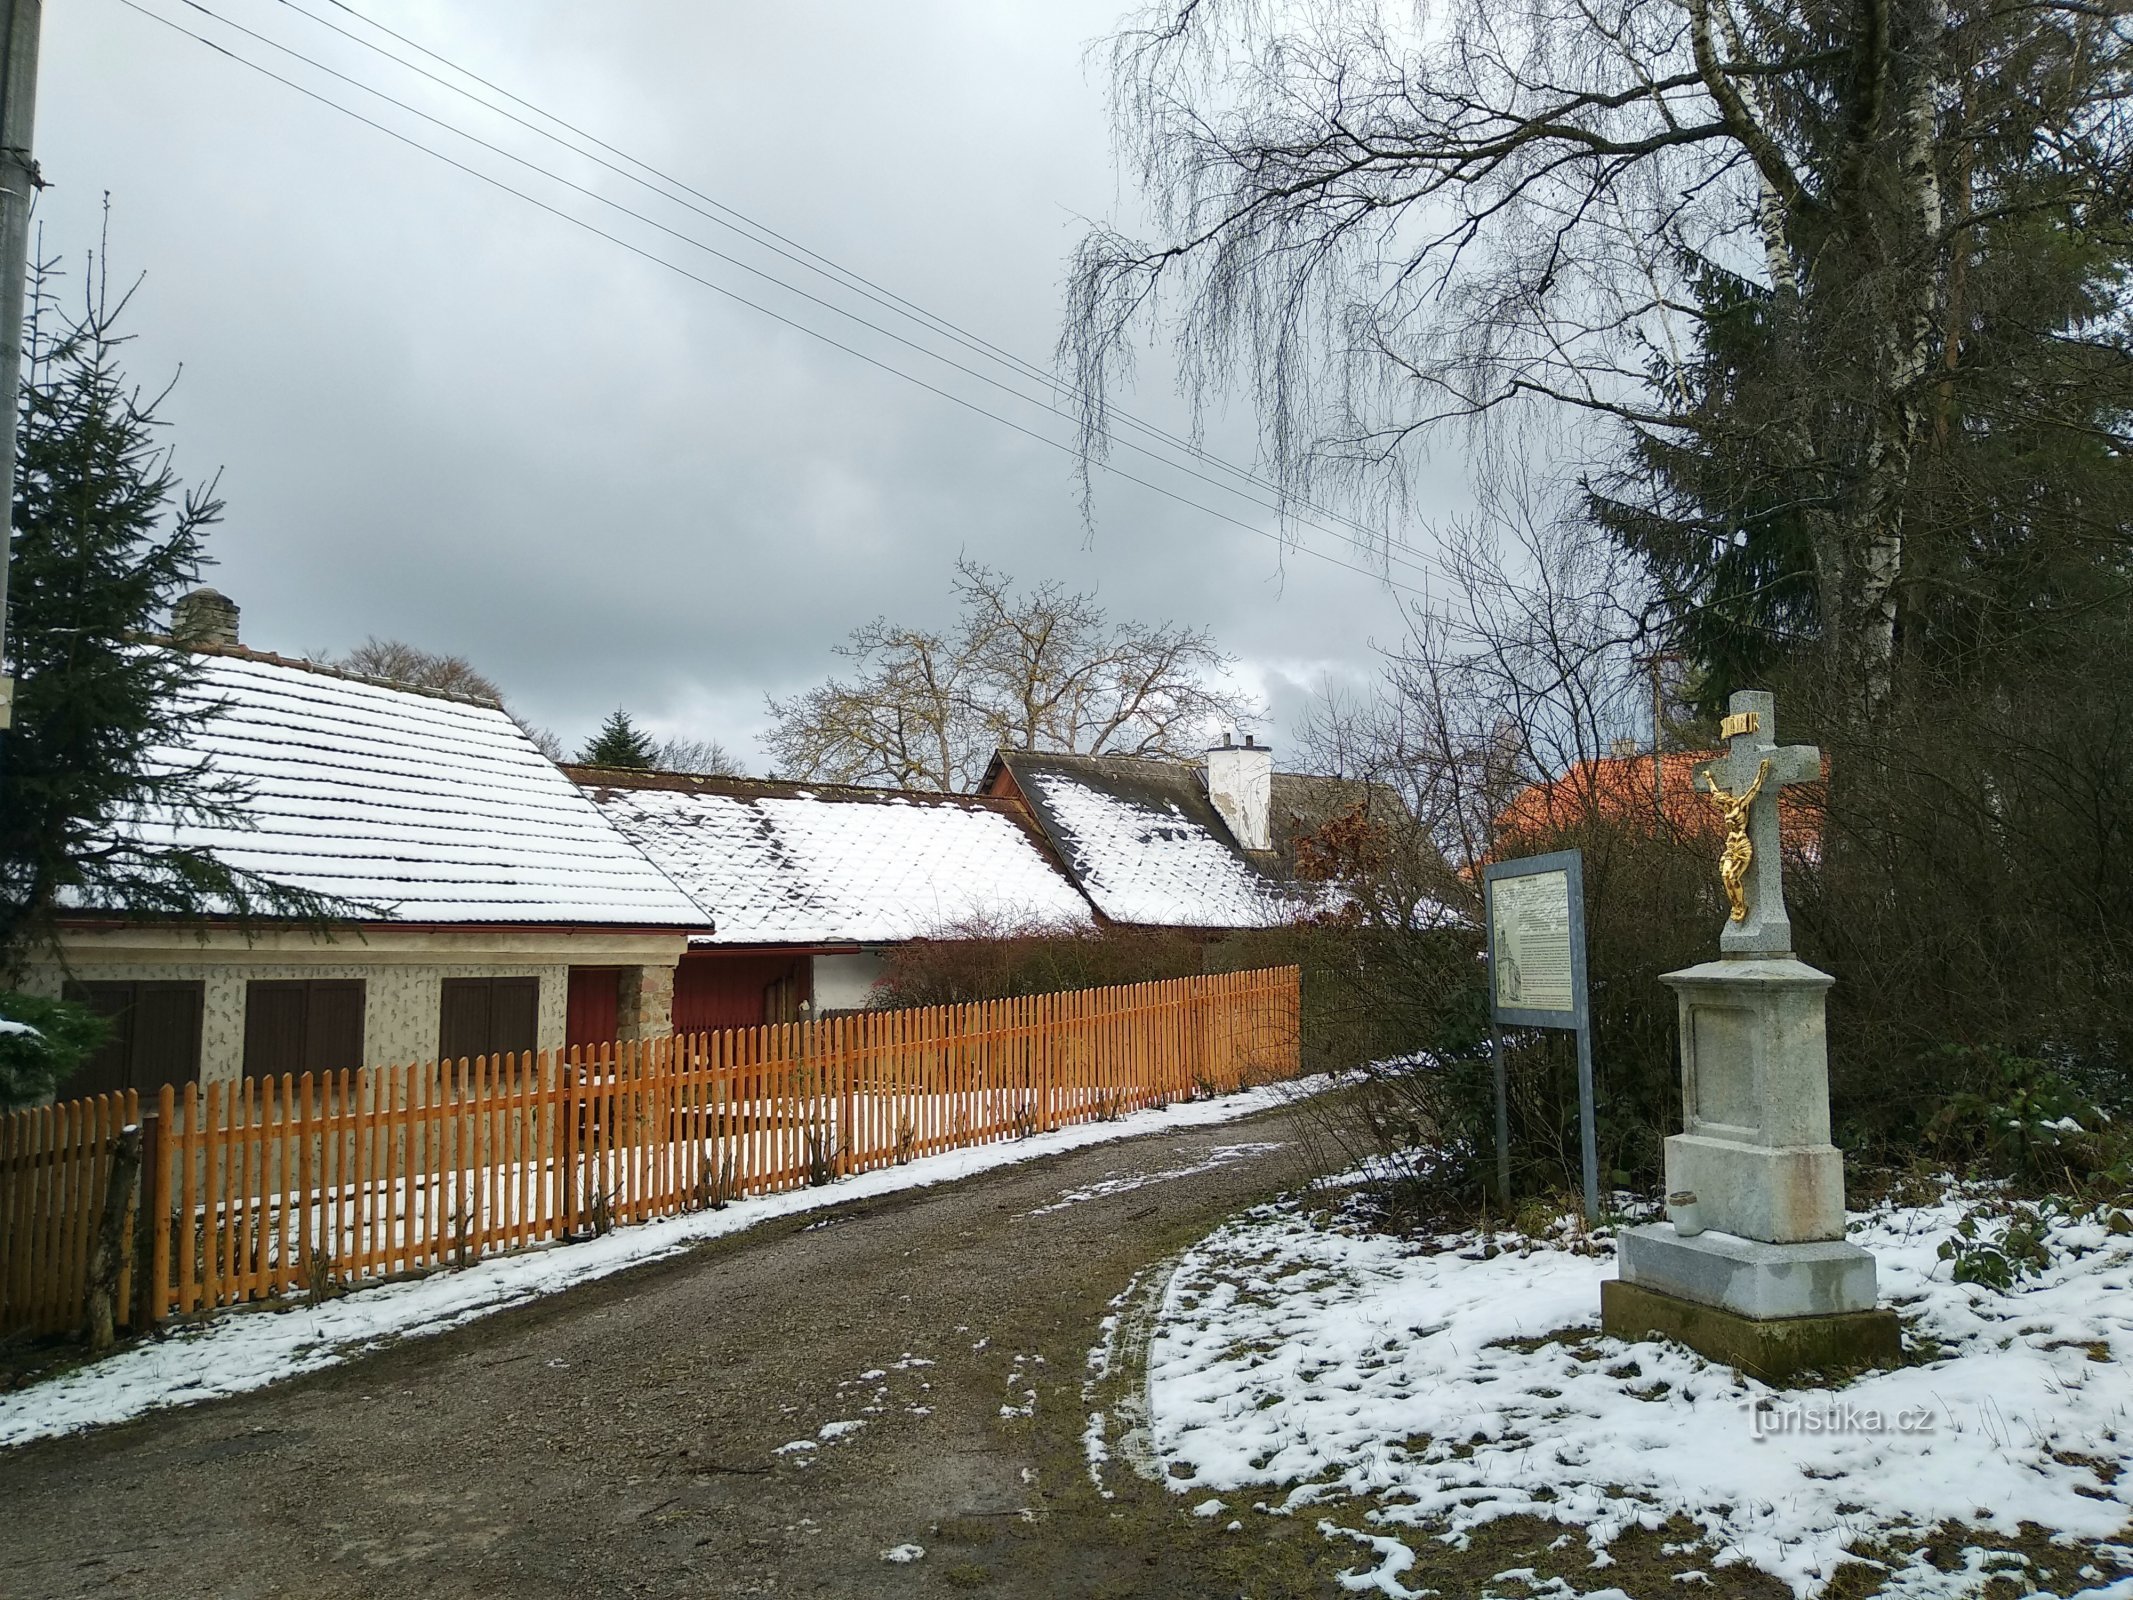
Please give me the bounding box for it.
[1694,689,1820,956]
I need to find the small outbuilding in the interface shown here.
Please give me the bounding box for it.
[18,623,713,1098]
[571,769,1097,1028]
[980,741,1369,929]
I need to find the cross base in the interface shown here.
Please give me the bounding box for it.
[1601,1276,1902,1384]
[1618,1223,1877,1316]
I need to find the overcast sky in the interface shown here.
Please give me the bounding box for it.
[38,0,1464,770]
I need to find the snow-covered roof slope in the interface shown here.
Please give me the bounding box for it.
[998,754,1314,929]
[574,773,1095,945]
[97,649,711,926]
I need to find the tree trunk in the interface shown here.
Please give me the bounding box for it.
[84,1122,143,1354]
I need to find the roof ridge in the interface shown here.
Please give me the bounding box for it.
[562,766,1028,811]
[141,635,509,711]
[1002,748,1330,780]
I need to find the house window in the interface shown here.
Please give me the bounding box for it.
[58,981,206,1099]
[438,976,540,1063]
[243,980,365,1080]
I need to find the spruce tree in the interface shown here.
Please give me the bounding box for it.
[0,251,339,975]
[578,709,657,769]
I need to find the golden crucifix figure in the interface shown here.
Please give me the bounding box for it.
[1698,757,1771,922]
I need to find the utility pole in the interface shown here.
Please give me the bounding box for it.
[0,0,39,731]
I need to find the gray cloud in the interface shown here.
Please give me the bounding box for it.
[38,0,1461,767]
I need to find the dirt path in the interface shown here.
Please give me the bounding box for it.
[0,1105,1354,1599]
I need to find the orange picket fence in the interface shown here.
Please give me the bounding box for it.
[0,1089,146,1338]
[0,967,1300,1337]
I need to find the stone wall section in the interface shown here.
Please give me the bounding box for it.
[617,962,676,1041]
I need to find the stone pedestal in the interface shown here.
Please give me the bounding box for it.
[1600,1279,1901,1384]
[1618,1225,1876,1318]
[1661,958,1842,1243]
[1604,954,1900,1380]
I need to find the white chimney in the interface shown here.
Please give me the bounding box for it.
[1205,733,1273,851]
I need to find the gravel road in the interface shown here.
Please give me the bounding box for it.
[0,1103,1348,1599]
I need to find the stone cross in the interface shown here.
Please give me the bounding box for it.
[1694,689,1820,956]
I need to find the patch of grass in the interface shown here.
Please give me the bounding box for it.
[0,1331,101,1391]
[2051,1448,2122,1484]
[1833,1518,2133,1599]
[941,1560,992,1589]
[2043,1337,2114,1363]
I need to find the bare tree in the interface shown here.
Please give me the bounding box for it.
[336,637,566,761]
[1300,475,1653,882]
[1066,0,2133,723]
[339,637,503,703]
[765,558,1260,790]
[652,735,745,777]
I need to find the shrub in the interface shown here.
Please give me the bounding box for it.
[1938,1203,2058,1290]
[0,991,111,1109]
[871,916,1477,1082]
[1919,1047,2112,1188]
[1310,810,1714,1216]
[871,921,1206,1008]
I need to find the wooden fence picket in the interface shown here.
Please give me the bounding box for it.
[0,967,1299,1334]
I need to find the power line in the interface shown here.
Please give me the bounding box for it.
[159,0,1459,596]
[280,0,1454,582]
[114,0,1449,604]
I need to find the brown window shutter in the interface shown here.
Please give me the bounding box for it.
[307,981,366,1074]
[493,978,540,1058]
[60,982,137,1099]
[438,978,490,1064]
[244,981,310,1080]
[130,983,204,1093]
[439,976,540,1063]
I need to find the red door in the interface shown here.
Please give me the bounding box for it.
[565,967,622,1053]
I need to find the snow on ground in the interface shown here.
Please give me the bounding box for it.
[1020,1141,1290,1217]
[0,1080,1313,1450]
[1141,1192,2133,1599]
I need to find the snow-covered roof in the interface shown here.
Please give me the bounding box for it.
[89,649,711,927]
[994,753,1317,929]
[573,772,1095,945]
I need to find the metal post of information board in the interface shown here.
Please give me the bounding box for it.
[1490,1023,1509,1206]
[1568,849,1599,1222]
[1484,848,1599,1224]
[1573,1012,1600,1224]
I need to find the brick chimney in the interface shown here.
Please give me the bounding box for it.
[171,586,240,648]
[1205,732,1273,851]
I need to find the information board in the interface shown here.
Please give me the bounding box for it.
[1490,868,1574,1015]
[1482,848,1597,1217]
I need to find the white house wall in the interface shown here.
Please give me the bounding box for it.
[812,950,889,1013]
